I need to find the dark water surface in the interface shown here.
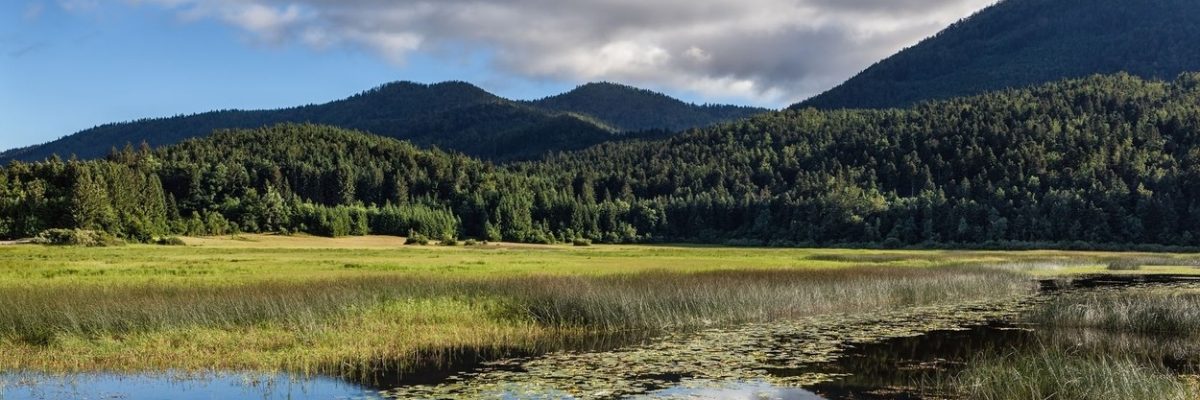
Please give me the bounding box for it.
[5,274,1198,400]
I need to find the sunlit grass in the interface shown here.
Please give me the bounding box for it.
[1,235,1196,378]
[1026,290,1200,336]
[944,347,1198,400]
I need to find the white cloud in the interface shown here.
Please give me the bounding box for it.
[127,0,998,106]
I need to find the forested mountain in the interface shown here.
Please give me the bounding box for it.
[7,73,1200,248]
[0,81,764,163]
[530,82,766,132]
[797,0,1200,110]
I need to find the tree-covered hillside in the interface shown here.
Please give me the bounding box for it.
[531,82,767,132]
[797,0,1200,110]
[7,74,1200,248]
[526,73,1200,246]
[0,81,764,163]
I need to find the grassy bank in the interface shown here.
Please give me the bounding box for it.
[2,235,1197,378]
[944,347,1197,400]
[1026,289,1200,335]
[934,283,1200,400]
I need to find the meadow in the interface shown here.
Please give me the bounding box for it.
[2,235,1199,387]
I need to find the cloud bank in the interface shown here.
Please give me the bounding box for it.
[129,0,996,105]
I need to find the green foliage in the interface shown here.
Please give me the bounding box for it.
[572,238,593,247]
[531,82,765,132]
[405,232,430,246]
[8,73,1200,247]
[31,229,123,247]
[527,73,1200,247]
[154,236,187,246]
[800,0,1200,110]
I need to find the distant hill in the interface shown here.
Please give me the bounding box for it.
[1,81,767,163]
[530,82,766,132]
[796,0,1200,110]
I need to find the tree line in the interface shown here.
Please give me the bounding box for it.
[5,73,1200,249]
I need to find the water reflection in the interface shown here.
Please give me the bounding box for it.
[646,382,825,399]
[0,372,381,400]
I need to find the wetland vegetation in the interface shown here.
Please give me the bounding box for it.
[3,236,1200,399]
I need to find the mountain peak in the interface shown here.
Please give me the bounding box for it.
[796,0,1200,110]
[532,82,767,132]
[1,80,763,163]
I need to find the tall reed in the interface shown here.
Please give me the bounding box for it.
[944,347,1197,400]
[1025,291,1200,335]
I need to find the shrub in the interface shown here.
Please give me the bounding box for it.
[406,233,429,246]
[441,238,459,246]
[572,238,592,247]
[463,239,479,246]
[32,229,123,247]
[154,237,187,246]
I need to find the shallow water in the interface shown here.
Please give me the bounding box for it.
[0,372,381,400]
[5,274,1199,400]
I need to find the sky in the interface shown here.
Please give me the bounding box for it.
[0,0,997,152]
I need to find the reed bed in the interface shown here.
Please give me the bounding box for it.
[507,267,1032,330]
[0,266,1033,376]
[944,347,1197,400]
[1025,290,1200,335]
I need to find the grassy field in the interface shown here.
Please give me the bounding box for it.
[1,235,1198,379]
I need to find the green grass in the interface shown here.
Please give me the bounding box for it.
[943,347,1198,400]
[1026,290,1200,336]
[0,234,1194,378]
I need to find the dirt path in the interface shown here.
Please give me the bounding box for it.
[0,239,32,246]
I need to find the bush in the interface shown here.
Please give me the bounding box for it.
[32,229,123,247]
[154,237,187,246]
[406,233,429,246]
[572,238,592,247]
[441,238,459,246]
[463,239,479,246]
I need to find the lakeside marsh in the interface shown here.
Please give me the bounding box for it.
[4,235,1200,398]
[928,284,1200,400]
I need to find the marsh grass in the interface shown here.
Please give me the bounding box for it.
[942,347,1197,400]
[1108,260,1145,271]
[1101,256,1200,268]
[1026,290,1200,335]
[507,267,1032,330]
[0,266,1033,377]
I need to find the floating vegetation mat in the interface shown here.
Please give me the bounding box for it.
[384,297,1030,399]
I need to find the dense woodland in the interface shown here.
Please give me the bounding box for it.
[799,0,1200,110]
[0,82,763,163]
[5,73,1200,248]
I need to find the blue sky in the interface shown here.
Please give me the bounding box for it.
[0,1,573,151]
[0,0,993,152]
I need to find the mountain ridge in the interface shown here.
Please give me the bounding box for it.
[795,0,1200,110]
[1,80,767,163]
